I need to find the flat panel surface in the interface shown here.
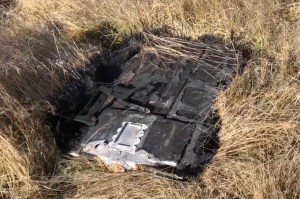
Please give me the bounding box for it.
[141,120,194,162]
[116,123,146,147]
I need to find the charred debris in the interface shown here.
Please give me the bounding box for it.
[53,33,248,179]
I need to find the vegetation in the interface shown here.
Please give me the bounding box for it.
[0,0,299,198]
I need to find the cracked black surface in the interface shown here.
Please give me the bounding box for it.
[53,33,248,178]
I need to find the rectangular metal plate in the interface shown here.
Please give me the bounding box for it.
[115,122,147,147]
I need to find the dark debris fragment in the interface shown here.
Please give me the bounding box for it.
[54,33,247,179]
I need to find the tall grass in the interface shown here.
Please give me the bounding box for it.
[0,0,299,198]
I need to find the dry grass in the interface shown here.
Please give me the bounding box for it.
[0,0,300,198]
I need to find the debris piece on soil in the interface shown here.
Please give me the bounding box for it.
[56,34,244,179]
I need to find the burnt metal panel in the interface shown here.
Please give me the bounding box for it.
[141,120,194,162]
[168,79,219,123]
[57,35,245,179]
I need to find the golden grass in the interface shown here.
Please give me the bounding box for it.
[0,0,300,198]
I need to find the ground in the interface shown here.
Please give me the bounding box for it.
[0,0,299,199]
